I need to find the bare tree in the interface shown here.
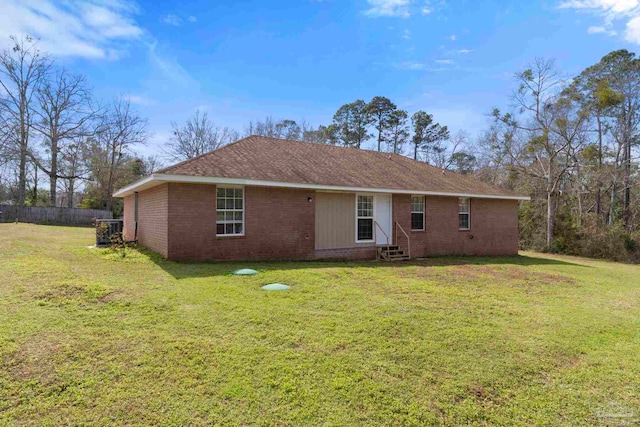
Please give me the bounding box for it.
[0,35,52,210]
[432,130,472,170]
[58,135,91,207]
[93,97,148,211]
[244,116,303,140]
[492,58,589,248]
[164,110,237,162]
[30,69,94,206]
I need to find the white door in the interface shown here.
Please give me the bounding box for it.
[375,194,393,245]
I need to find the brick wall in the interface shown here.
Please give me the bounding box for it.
[315,246,377,260]
[393,194,519,257]
[166,183,316,261]
[123,195,135,241]
[123,184,519,261]
[123,184,168,257]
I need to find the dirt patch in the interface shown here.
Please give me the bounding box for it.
[395,265,576,292]
[99,290,122,303]
[4,333,64,383]
[33,282,111,306]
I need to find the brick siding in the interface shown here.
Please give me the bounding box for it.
[393,194,519,257]
[124,185,519,261]
[123,184,168,257]
[123,194,135,241]
[166,183,316,261]
[314,246,377,260]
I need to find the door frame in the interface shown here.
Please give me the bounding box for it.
[374,193,393,245]
[354,193,393,244]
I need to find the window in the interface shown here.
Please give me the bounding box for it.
[411,195,425,230]
[459,197,470,230]
[216,187,244,236]
[356,194,374,241]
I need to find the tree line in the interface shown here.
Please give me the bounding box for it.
[3,34,639,262]
[0,36,155,215]
[0,35,467,217]
[477,50,640,261]
[164,97,468,169]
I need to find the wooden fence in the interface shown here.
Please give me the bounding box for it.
[0,205,113,226]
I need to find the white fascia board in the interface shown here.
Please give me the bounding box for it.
[113,173,531,201]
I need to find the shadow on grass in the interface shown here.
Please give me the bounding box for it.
[128,246,588,280]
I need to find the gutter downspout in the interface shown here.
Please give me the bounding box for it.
[134,191,139,243]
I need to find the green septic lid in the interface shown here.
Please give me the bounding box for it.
[233,268,258,275]
[262,283,290,291]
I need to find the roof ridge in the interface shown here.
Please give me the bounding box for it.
[155,135,255,174]
[159,135,453,177]
[148,135,524,199]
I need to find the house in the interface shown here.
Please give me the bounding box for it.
[114,136,529,261]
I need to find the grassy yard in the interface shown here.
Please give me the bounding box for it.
[0,224,639,426]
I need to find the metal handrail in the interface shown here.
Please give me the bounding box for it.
[395,221,411,259]
[374,220,391,260]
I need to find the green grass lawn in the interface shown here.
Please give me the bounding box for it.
[0,224,639,426]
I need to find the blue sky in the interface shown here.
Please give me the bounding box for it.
[2,0,640,154]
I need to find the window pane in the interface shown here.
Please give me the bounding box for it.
[357,195,373,217]
[411,213,424,230]
[411,196,424,213]
[357,218,373,240]
[459,213,469,229]
[459,198,469,213]
[217,187,244,235]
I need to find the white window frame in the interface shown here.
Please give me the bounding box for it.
[411,195,425,231]
[355,193,375,243]
[459,197,470,230]
[216,185,245,237]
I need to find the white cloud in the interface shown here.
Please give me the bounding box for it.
[394,61,452,71]
[448,34,457,41]
[403,29,411,39]
[625,15,640,41]
[435,59,452,64]
[559,0,640,42]
[188,15,197,23]
[588,25,607,32]
[127,94,155,106]
[364,0,412,18]
[162,14,182,26]
[148,41,194,87]
[395,61,428,70]
[421,0,433,14]
[559,0,638,14]
[397,61,425,70]
[457,48,472,53]
[0,0,143,59]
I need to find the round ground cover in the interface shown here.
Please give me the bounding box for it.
[261,283,290,290]
[232,268,258,275]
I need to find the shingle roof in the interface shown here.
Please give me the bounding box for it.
[153,135,523,198]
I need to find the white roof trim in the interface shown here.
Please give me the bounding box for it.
[113,173,531,201]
